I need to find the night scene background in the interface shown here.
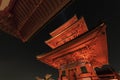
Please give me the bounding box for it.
[0,0,120,80]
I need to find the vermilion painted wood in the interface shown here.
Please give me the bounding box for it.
[37,23,108,69]
[45,17,88,49]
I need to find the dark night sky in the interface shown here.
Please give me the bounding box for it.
[0,0,120,80]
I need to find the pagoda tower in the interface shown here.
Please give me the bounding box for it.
[37,15,119,80]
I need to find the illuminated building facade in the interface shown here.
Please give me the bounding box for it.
[37,16,120,80]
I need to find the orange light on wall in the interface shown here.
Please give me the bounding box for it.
[0,0,15,16]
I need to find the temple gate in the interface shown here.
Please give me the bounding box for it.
[37,16,119,80]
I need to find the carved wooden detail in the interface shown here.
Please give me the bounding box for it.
[37,23,108,69]
[45,17,88,49]
[0,0,71,42]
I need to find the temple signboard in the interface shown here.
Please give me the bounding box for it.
[45,17,88,49]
